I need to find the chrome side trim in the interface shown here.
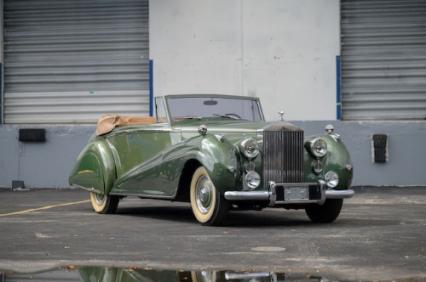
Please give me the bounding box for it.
[110,192,174,199]
[72,184,101,194]
[325,189,355,199]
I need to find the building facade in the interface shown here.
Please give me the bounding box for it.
[0,0,425,188]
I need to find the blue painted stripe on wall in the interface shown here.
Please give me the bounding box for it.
[0,63,3,124]
[149,59,154,117]
[336,55,342,120]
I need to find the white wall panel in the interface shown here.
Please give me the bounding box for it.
[149,0,243,97]
[150,0,340,121]
[242,0,339,121]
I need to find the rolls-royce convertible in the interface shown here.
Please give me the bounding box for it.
[69,94,354,225]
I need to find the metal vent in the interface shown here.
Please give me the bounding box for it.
[341,0,426,120]
[3,0,149,123]
[263,129,304,187]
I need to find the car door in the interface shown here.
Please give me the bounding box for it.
[107,124,177,196]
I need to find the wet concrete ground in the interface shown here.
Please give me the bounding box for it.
[0,187,425,281]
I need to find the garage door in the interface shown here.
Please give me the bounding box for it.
[4,0,149,123]
[341,0,426,120]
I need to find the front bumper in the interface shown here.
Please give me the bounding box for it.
[224,181,354,206]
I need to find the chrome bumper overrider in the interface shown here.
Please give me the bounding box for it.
[324,189,354,199]
[224,181,354,206]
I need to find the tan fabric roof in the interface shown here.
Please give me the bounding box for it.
[96,115,156,136]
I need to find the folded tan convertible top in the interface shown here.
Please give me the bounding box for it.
[96,115,156,136]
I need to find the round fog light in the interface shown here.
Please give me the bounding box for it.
[245,171,260,190]
[325,171,339,188]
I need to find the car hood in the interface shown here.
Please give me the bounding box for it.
[175,119,302,143]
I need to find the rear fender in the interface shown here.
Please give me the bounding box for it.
[69,139,116,195]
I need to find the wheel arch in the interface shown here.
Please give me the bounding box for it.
[175,159,202,202]
[69,139,116,195]
[173,134,240,200]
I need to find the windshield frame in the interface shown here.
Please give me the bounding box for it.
[162,94,265,125]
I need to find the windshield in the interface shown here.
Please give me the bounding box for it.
[166,96,263,122]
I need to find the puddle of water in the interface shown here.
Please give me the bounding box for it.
[3,266,423,282]
[0,266,327,282]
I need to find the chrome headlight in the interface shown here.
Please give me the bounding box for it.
[325,171,339,188]
[245,170,260,190]
[310,138,327,158]
[240,138,259,159]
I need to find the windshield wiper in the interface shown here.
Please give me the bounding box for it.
[212,113,242,120]
[180,116,202,120]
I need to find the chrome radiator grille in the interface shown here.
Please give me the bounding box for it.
[263,129,304,186]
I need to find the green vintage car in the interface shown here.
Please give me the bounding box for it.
[69,94,354,225]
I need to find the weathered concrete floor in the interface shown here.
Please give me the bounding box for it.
[0,187,425,281]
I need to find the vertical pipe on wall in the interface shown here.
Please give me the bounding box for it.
[336,55,342,120]
[0,64,3,124]
[0,0,3,124]
[149,59,154,116]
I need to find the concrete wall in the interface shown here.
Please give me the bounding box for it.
[1,122,425,188]
[0,125,95,188]
[149,0,340,121]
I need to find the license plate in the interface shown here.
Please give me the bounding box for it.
[284,187,309,201]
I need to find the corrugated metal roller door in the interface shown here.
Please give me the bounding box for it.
[4,0,149,123]
[341,0,426,120]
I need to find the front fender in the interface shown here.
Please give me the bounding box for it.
[304,134,353,189]
[323,135,353,189]
[69,138,116,194]
[188,134,240,193]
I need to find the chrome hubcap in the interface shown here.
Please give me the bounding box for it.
[94,193,105,205]
[195,176,213,214]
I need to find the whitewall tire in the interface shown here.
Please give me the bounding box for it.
[190,166,229,226]
[89,192,119,214]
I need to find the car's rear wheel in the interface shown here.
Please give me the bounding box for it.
[89,192,119,214]
[305,199,343,223]
[190,166,229,226]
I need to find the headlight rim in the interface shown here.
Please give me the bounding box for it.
[240,138,260,159]
[309,137,328,158]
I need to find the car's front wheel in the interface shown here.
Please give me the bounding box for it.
[190,166,229,226]
[305,199,343,223]
[89,192,119,214]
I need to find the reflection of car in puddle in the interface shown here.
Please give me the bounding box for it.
[1,266,324,282]
[79,267,291,282]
